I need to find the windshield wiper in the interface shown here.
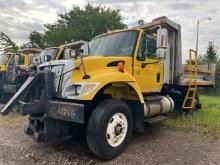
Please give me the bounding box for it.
[88,43,90,55]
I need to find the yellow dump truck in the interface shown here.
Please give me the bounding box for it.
[38,40,88,63]
[1,17,215,159]
[0,53,31,102]
[0,48,42,102]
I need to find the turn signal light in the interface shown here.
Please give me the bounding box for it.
[118,62,125,72]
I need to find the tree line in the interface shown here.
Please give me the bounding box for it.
[0,3,219,95]
[0,4,126,52]
[199,42,220,96]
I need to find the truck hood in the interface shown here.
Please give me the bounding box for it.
[75,56,131,69]
[38,56,132,99]
[71,56,132,82]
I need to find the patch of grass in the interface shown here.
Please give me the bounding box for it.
[161,95,220,137]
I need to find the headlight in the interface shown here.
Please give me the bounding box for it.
[63,83,99,99]
[80,83,99,95]
[64,84,81,96]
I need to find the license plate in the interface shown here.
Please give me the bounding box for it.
[47,101,84,123]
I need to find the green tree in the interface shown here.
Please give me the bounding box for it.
[29,31,45,48]
[199,43,219,95]
[43,4,126,46]
[205,42,218,63]
[0,32,18,53]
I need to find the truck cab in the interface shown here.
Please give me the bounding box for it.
[19,48,42,66]
[39,40,88,64]
[0,53,30,101]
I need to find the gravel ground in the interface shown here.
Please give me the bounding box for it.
[1,112,220,165]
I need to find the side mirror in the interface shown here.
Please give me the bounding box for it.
[44,55,52,62]
[81,44,89,56]
[79,49,84,54]
[156,48,166,59]
[156,28,168,49]
[156,28,168,59]
[64,48,76,59]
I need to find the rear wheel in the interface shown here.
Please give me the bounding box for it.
[86,99,133,160]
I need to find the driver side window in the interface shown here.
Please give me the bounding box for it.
[137,33,157,61]
[146,34,157,58]
[137,33,147,61]
[58,51,64,60]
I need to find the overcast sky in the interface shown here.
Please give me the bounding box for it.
[0,0,219,60]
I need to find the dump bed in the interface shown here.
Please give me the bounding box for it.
[181,63,216,87]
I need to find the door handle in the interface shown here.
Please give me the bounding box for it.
[141,60,160,68]
[141,63,147,68]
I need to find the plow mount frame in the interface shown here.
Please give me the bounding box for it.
[1,71,84,143]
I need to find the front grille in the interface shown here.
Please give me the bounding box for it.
[40,65,64,94]
[38,60,75,99]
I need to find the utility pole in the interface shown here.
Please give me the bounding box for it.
[195,18,212,56]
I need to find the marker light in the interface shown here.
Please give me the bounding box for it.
[118,62,125,72]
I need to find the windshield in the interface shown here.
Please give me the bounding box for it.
[89,31,138,57]
[0,54,10,65]
[40,48,59,63]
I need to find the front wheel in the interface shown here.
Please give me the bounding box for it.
[86,99,133,160]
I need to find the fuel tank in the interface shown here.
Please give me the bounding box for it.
[144,96,174,118]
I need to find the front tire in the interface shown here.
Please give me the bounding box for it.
[86,99,133,160]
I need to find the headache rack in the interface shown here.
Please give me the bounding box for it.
[182,49,216,109]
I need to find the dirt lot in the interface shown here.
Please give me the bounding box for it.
[1,112,220,165]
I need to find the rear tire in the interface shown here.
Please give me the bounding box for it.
[86,99,133,160]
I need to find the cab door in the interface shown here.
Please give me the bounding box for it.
[133,32,164,93]
[6,54,25,83]
[6,54,16,83]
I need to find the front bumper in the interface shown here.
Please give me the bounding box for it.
[20,99,85,143]
[3,84,17,94]
[18,100,84,124]
[1,70,85,143]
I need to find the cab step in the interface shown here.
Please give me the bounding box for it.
[145,115,169,124]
